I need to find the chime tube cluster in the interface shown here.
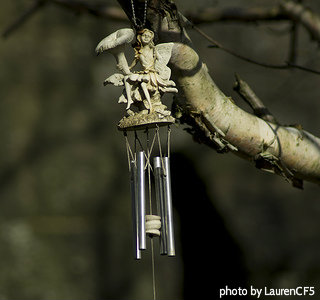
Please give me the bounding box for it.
[129,151,175,259]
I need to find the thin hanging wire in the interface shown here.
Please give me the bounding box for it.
[134,130,137,154]
[124,131,135,171]
[156,125,166,176]
[131,0,148,29]
[146,128,157,300]
[151,240,157,300]
[144,129,157,172]
[146,129,152,214]
[166,125,171,158]
[134,130,144,151]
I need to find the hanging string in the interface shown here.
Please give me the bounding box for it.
[135,130,144,151]
[134,130,137,155]
[156,125,166,176]
[146,128,158,300]
[146,128,153,213]
[144,129,157,172]
[151,238,157,300]
[166,125,171,158]
[124,131,135,171]
[135,129,156,166]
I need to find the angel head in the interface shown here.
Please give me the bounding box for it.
[137,29,154,47]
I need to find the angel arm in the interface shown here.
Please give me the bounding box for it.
[129,57,139,70]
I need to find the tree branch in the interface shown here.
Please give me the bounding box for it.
[5,0,320,186]
[2,0,46,38]
[3,0,127,38]
[281,1,320,43]
[186,1,320,45]
[187,19,320,76]
[233,74,279,125]
[5,0,320,46]
[185,6,287,25]
[288,21,299,64]
[50,0,126,20]
[116,0,320,186]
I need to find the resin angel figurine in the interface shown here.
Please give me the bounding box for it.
[96,28,177,129]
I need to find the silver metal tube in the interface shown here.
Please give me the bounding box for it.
[153,157,167,255]
[137,151,146,250]
[163,157,175,256]
[130,160,141,260]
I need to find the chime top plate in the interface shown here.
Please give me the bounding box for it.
[117,112,175,131]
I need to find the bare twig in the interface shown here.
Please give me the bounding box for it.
[185,1,320,45]
[2,0,46,38]
[288,21,299,64]
[186,6,287,25]
[2,0,127,38]
[195,26,287,70]
[233,74,279,124]
[281,1,320,43]
[286,62,320,75]
[191,24,320,75]
[50,0,126,20]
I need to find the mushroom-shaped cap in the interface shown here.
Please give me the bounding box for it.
[95,28,135,54]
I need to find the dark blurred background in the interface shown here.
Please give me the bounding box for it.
[1,0,320,299]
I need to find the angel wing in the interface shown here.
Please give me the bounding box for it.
[155,43,174,80]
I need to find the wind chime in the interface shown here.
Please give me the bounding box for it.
[95,0,176,260]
